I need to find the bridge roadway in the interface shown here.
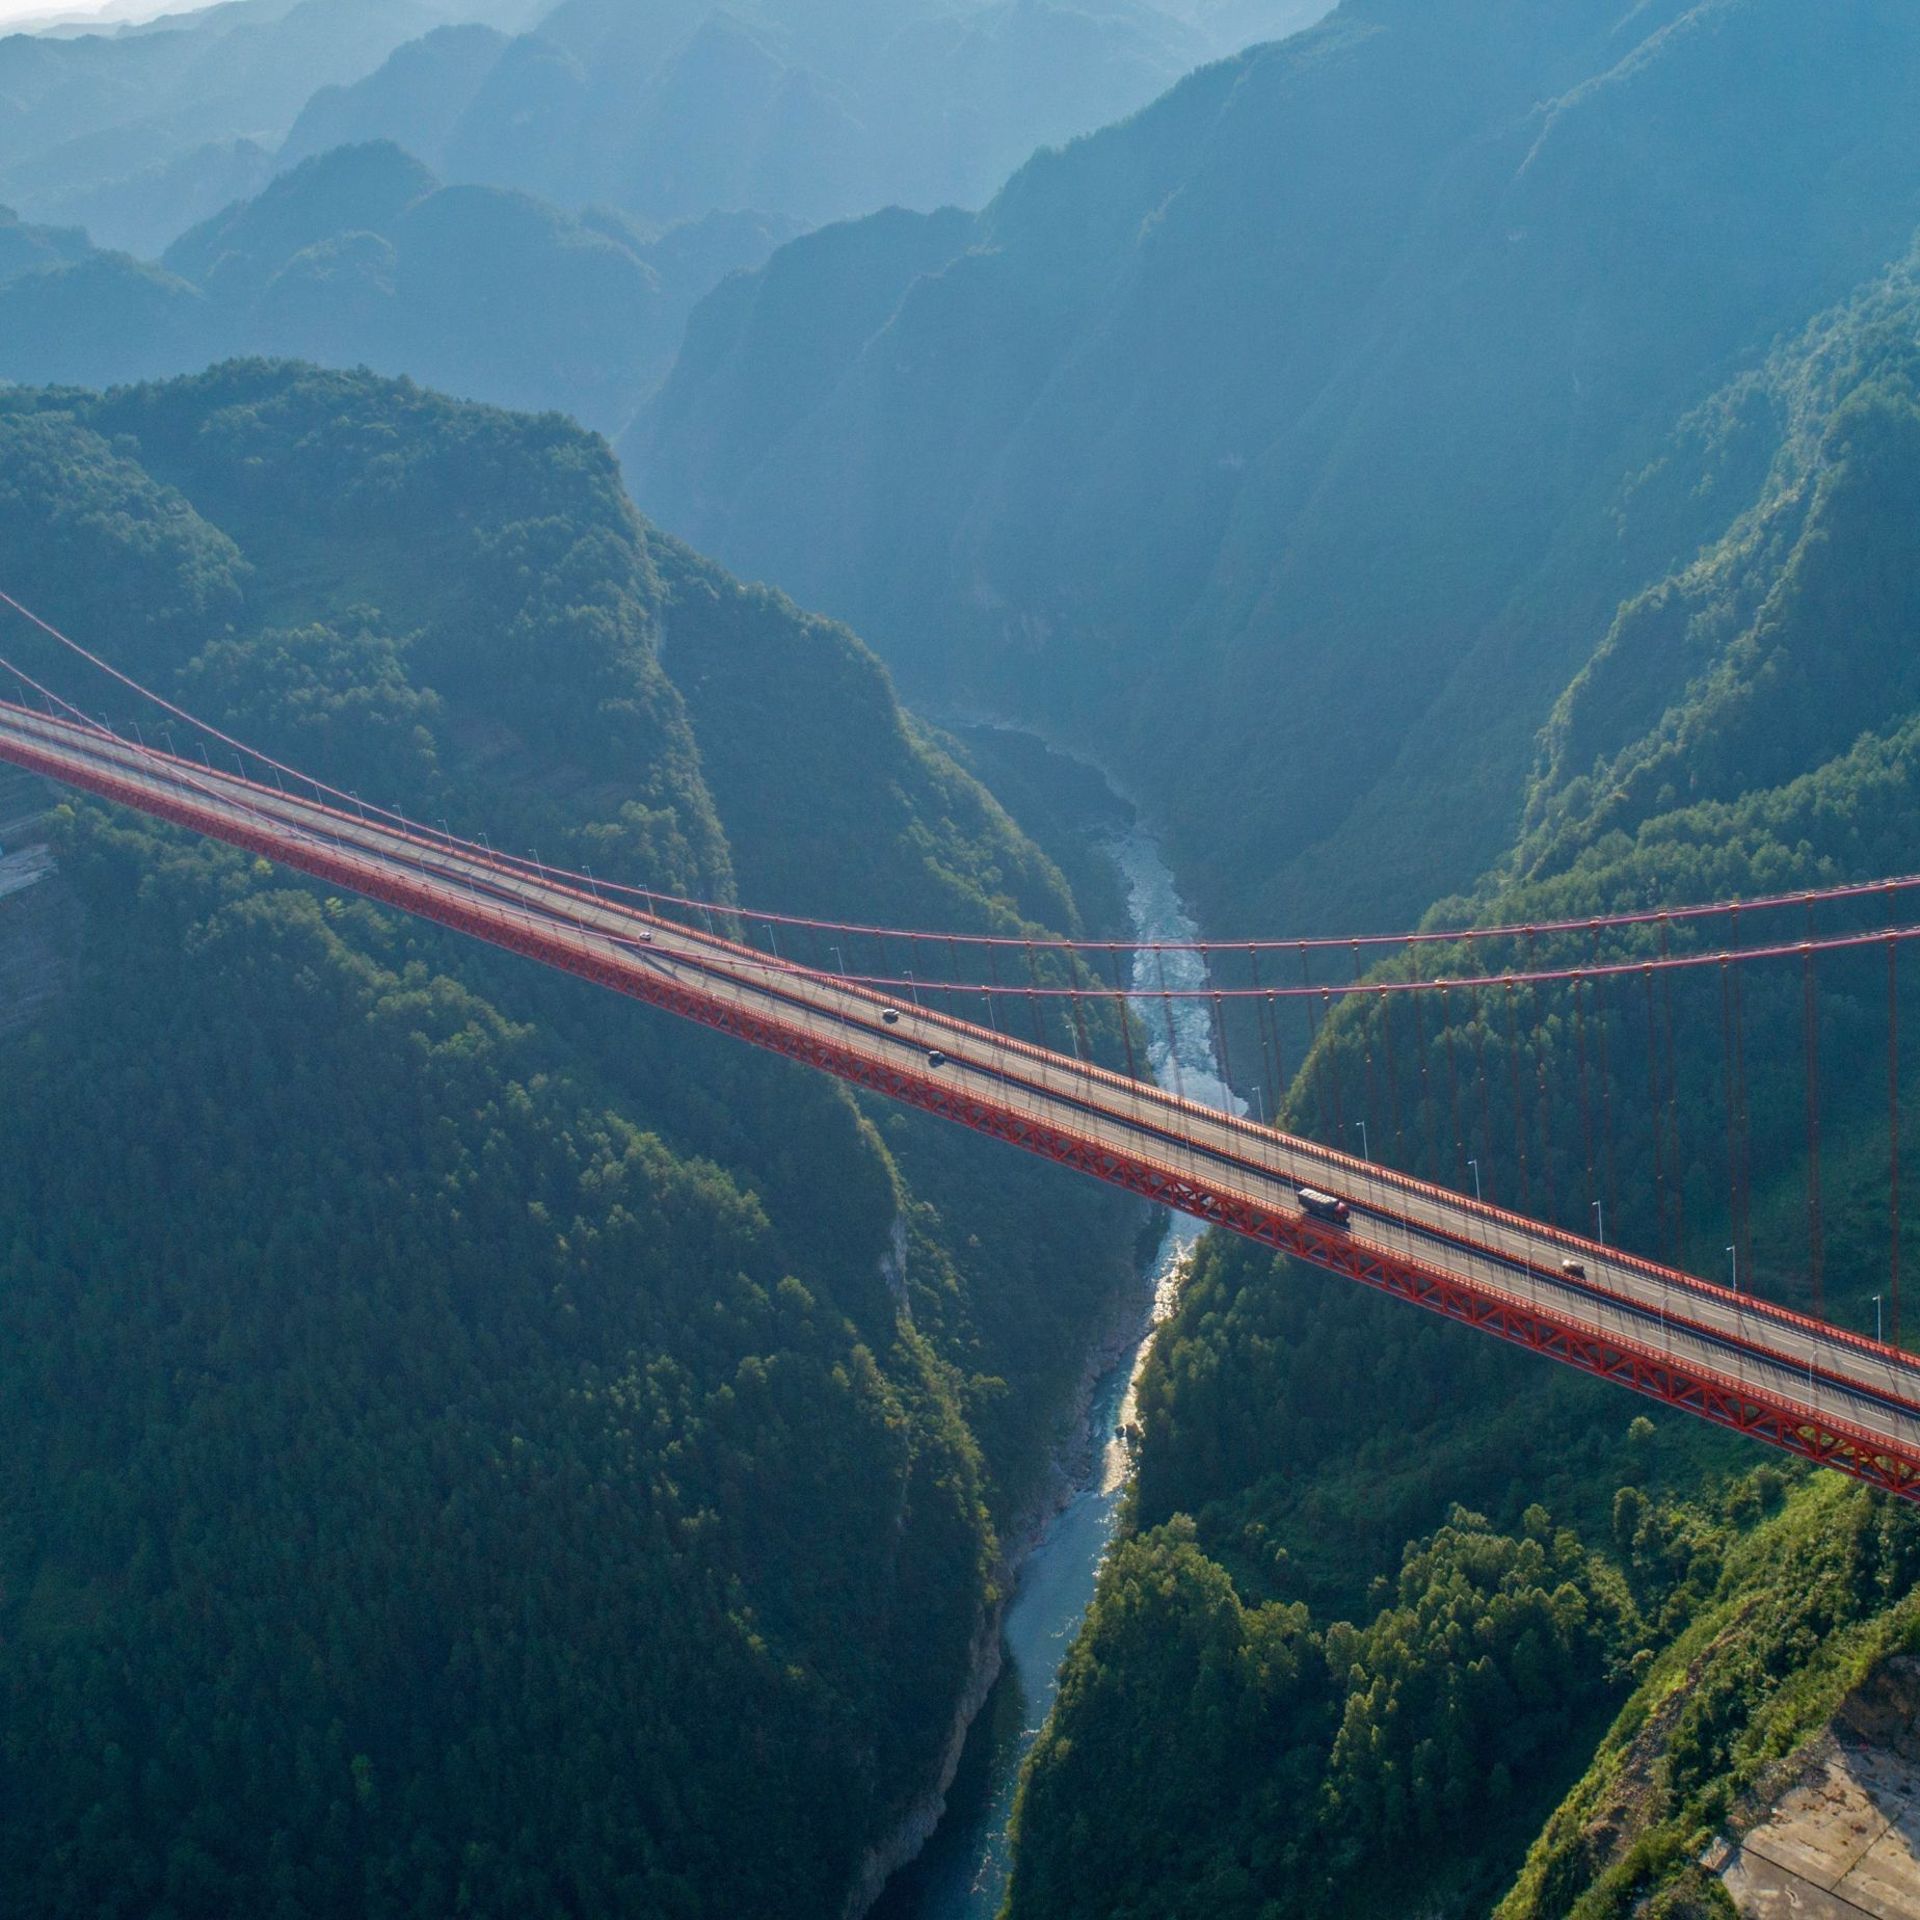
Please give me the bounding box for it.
[7,698,1920,1491]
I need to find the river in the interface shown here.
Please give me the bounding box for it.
[873,825,1239,1920]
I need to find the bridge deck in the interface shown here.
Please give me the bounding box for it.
[6,699,1919,1494]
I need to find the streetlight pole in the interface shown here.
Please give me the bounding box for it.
[1251,1085,1266,1127]
[1355,1119,1370,1162]
[1728,1244,1739,1296]
[1468,1157,1482,1204]
[1593,1199,1605,1246]
[1875,1293,1885,1344]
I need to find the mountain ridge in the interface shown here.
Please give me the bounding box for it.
[0,141,799,431]
[629,0,1920,935]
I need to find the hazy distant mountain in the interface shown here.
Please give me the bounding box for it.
[282,0,1331,232]
[0,202,91,280]
[19,136,275,258]
[629,0,1920,933]
[0,141,796,429]
[0,0,546,251]
[0,0,1326,306]
[279,24,509,175]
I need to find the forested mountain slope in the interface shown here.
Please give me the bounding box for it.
[1002,206,1920,1920]
[0,142,795,432]
[629,0,1920,935]
[0,362,1137,1919]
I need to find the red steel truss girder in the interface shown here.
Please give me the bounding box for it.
[9,709,1904,1381]
[9,730,1920,1502]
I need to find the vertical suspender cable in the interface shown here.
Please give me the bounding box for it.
[1644,966,1672,1263]
[1891,929,1903,1347]
[1410,984,1432,1180]
[1524,927,1556,1217]
[1324,989,1344,1143]
[1250,945,1274,1102]
[1594,929,1620,1229]
[1024,940,1047,1048]
[1733,956,1752,1274]
[1255,984,1277,1104]
[1268,995,1286,1123]
[1729,909,1752,1278]
[1354,942,1379,1155]
[1109,944,1137,1079]
[1658,915,1686,1259]
[1535,984,1557,1224]
[1473,989,1496,1203]
[1302,944,1324,1136]
[1207,943,1232,1089]
[1380,985,1404,1166]
[1504,980,1532,1218]
[1156,948,1185,1103]
[1803,939,1826,1320]
[1576,969,1596,1222]
[1720,957,1741,1275]
[1443,986,1467,1191]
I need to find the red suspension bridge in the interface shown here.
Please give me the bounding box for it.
[6,595,1920,1499]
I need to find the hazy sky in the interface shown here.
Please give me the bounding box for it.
[0,0,167,26]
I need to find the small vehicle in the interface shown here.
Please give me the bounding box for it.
[1560,1257,1587,1279]
[882,1008,901,1025]
[926,1050,948,1068]
[1297,1187,1351,1226]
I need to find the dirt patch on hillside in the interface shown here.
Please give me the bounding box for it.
[1710,1657,1920,1918]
